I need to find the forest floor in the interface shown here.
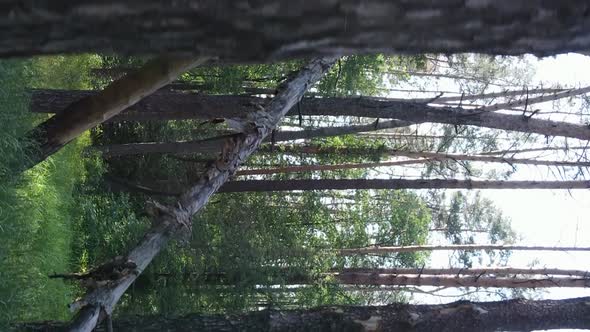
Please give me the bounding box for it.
[0,55,101,327]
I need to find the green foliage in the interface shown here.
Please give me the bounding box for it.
[317,55,425,96]
[72,191,149,268]
[445,54,533,94]
[327,190,431,269]
[0,51,527,326]
[0,55,99,327]
[82,55,438,316]
[430,191,517,267]
[184,60,305,94]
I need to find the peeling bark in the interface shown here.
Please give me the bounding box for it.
[17,297,590,332]
[2,1,590,59]
[21,57,206,172]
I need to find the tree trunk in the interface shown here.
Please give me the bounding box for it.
[339,244,590,255]
[429,227,488,233]
[236,159,434,176]
[113,178,590,196]
[482,146,590,156]
[236,152,590,176]
[334,273,590,288]
[3,1,590,59]
[338,267,590,278]
[217,179,590,193]
[31,86,572,116]
[63,57,336,332]
[386,69,514,86]
[32,90,590,142]
[94,119,410,157]
[18,297,590,332]
[414,87,566,104]
[29,89,256,121]
[476,85,590,112]
[20,57,206,172]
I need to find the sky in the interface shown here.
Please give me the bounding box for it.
[486,54,590,311]
[396,53,590,331]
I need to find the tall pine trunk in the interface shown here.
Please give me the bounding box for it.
[339,244,590,255]
[2,1,590,59]
[217,179,590,193]
[94,119,410,157]
[105,178,590,197]
[32,90,590,141]
[18,297,590,332]
[236,152,590,176]
[338,267,590,278]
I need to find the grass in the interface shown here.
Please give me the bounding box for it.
[0,55,101,326]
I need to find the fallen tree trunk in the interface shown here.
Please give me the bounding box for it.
[20,57,206,172]
[3,1,590,59]
[18,297,590,332]
[62,57,337,332]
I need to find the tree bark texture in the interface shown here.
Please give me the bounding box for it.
[32,90,590,141]
[217,179,590,193]
[63,57,337,332]
[21,57,206,172]
[3,1,590,59]
[17,297,590,332]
